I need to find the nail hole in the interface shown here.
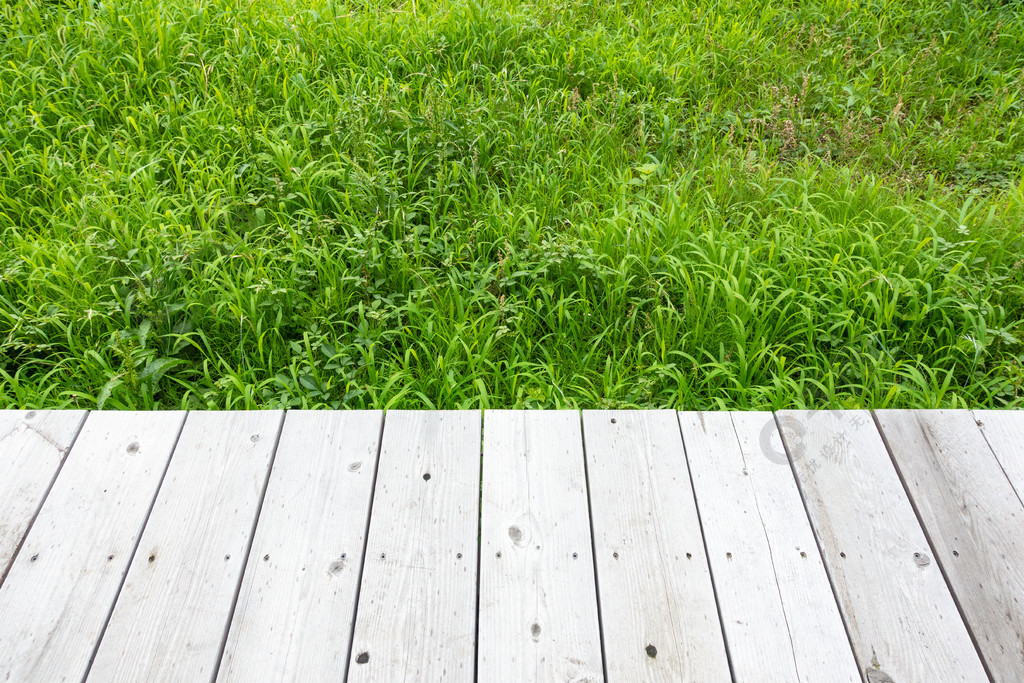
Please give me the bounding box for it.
[840,552,846,558]
[348,461,362,471]
[356,652,369,664]
[953,550,959,557]
[610,418,617,424]
[726,552,732,560]
[25,411,37,420]
[800,551,807,558]
[645,644,657,658]
[686,553,692,559]
[30,554,38,562]
[148,555,155,563]
[250,434,260,442]
[225,555,231,561]
[107,555,114,561]
[496,551,502,558]
[423,473,431,481]
[263,554,270,561]
[380,553,386,559]
[531,623,541,638]
[572,552,578,560]
[341,553,347,559]
[613,552,619,559]
[126,442,139,454]
[456,552,463,559]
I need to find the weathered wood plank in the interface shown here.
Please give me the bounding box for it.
[347,411,481,682]
[875,409,1024,682]
[777,410,987,682]
[217,410,384,681]
[87,411,284,682]
[680,411,859,682]
[0,411,184,683]
[478,410,603,682]
[974,409,1024,503]
[582,410,729,682]
[0,409,87,583]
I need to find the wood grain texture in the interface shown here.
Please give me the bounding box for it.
[777,410,987,682]
[875,409,1024,683]
[87,410,284,682]
[348,410,482,682]
[681,411,859,683]
[478,410,603,683]
[582,410,729,682]
[0,409,87,583]
[218,410,384,681]
[974,409,1024,504]
[0,411,184,683]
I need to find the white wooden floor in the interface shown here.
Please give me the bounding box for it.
[0,409,1021,682]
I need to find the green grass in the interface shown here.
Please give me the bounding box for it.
[2,0,1023,410]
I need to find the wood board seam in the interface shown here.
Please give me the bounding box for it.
[80,410,188,682]
[971,410,1024,511]
[0,410,89,590]
[675,412,737,683]
[579,409,610,683]
[471,411,483,683]
[869,410,997,683]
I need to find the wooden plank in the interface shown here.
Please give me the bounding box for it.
[680,411,859,682]
[478,410,603,682]
[582,410,729,681]
[974,409,1024,503]
[348,411,481,682]
[777,410,987,682]
[87,410,284,681]
[0,409,87,583]
[0,411,184,683]
[217,410,384,681]
[875,409,1024,683]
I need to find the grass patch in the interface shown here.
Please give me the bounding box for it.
[1,0,1023,409]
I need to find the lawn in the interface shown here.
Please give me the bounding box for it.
[1,0,1023,410]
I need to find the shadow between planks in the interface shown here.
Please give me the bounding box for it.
[0,408,1021,682]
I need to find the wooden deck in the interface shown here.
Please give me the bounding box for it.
[0,409,1021,682]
